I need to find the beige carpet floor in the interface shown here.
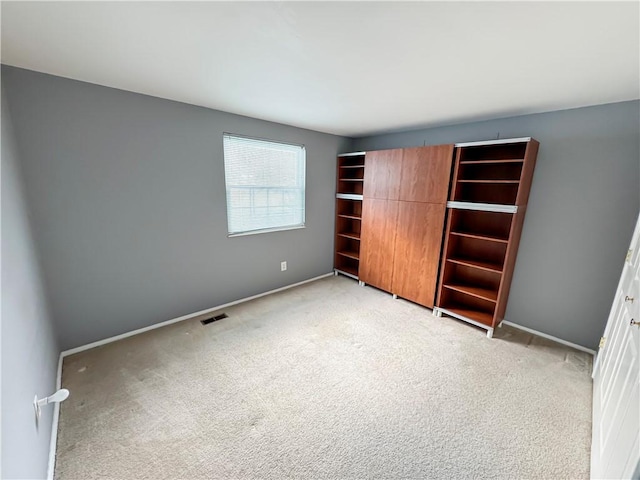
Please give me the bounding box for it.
[56,275,593,479]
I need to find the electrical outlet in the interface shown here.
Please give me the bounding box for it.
[281,261,287,271]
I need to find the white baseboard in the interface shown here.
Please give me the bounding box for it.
[502,320,596,355]
[51,274,592,478]
[61,272,334,359]
[47,272,333,478]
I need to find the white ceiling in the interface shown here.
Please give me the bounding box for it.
[2,2,639,137]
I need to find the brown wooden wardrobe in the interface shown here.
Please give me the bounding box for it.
[358,145,454,308]
[334,138,538,338]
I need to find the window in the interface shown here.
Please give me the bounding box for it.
[223,134,306,236]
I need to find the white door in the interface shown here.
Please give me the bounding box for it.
[591,214,640,479]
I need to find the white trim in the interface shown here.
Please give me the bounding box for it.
[336,193,363,201]
[222,132,305,150]
[227,224,305,238]
[455,137,532,147]
[47,353,63,479]
[60,273,334,358]
[337,151,366,157]
[447,201,518,213]
[592,351,600,379]
[502,320,596,355]
[47,272,332,478]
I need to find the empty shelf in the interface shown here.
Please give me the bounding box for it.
[447,258,503,273]
[439,305,494,326]
[459,159,524,165]
[335,265,358,278]
[457,180,520,184]
[336,250,360,261]
[337,232,361,241]
[443,284,498,303]
[450,231,509,243]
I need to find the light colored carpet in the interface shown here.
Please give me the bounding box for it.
[56,275,592,479]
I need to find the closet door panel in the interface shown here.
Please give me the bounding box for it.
[359,199,398,291]
[363,149,403,200]
[392,202,446,307]
[399,145,454,203]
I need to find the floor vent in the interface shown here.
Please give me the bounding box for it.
[200,313,228,325]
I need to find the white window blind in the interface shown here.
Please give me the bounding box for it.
[223,134,306,236]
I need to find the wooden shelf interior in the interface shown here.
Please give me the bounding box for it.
[438,208,514,326]
[337,231,360,241]
[335,155,364,278]
[453,182,518,204]
[450,209,512,242]
[336,215,360,235]
[447,257,502,273]
[439,289,495,326]
[336,210,361,241]
[443,263,500,300]
[334,256,359,277]
[458,162,523,181]
[337,179,364,195]
[336,199,362,218]
[334,206,362,277]
[336,230,360,250]
[459,143,527,162]
[453,143,528,205]
[337,155,366,195]
[336,199,362,251]
[437,139,537,330]
[339,155,366,168]
[339,169,364,180]
[445,232,507,269]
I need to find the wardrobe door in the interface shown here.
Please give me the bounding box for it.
[359,199,398,291]
[399,145,454,203]
[363,149,403,200]
[392,202,446,307]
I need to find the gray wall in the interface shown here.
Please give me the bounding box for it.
[2,85,60,479]
[2,66,351,350]
[5,64,637,353]
[354,101,640,349]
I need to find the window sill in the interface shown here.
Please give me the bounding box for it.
[228,225,306,238]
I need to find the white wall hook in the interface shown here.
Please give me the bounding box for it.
[34,389,69,423]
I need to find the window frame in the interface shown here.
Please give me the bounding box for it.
[222,133,307,237]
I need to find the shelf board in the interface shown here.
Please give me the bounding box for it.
[443,284,498,303]
[337,214,362,221]
[336,193,363,201]
[455,137,531,147]
[457,179,520,184]
[459,159,524,165]
[340,165,365,169]
[450,231,509,244]
[438,305,494,326]
[336,250,360,261]
[446,201,518,214]
[334,267,359,280]
[447,257,503,274]
[337,232,361,241]
[339,178,364,182]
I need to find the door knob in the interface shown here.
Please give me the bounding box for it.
[625,296,635,303]
[631,319,639,327]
